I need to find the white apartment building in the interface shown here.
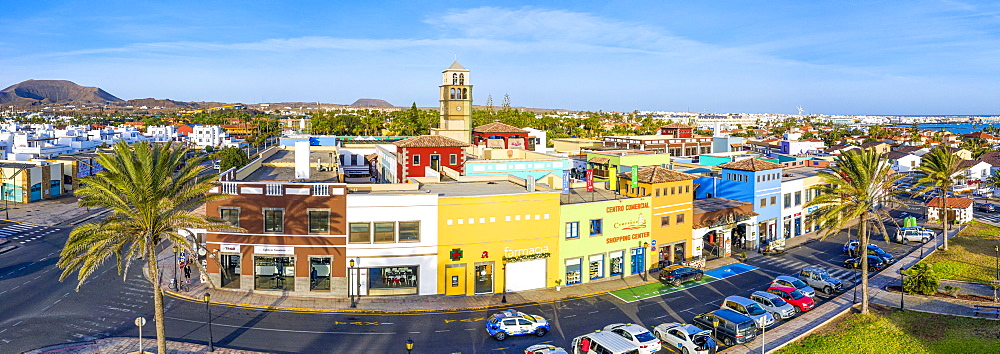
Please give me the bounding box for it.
[779,167,825,240]
[189,125,240,148]
[146,125,183,142]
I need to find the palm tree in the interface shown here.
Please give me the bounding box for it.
[806,148,902,314]
[57,141,239,353]
[913,147,970,251]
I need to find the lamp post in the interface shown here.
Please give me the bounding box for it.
[899,268,908,311]
[994,245,999,285]
[349,259,356,308]
[204,293,215,352]
[712,318,720,343]
[501,259,508,304]
[172,246,179,291]
[405,338,414,354]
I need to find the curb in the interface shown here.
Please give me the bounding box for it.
[0,218,55,227]
[764,302,856,354]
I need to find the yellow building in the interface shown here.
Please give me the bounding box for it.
[616,166,698,266]
[433,181,561,296]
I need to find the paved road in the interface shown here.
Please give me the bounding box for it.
[2,209,928,354]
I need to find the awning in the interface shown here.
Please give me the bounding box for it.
[588,156,611,164]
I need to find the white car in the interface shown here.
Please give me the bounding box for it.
[603,323,661,354]
[524,343,568,354]
[652,323,717,354]
[749,291,797,320]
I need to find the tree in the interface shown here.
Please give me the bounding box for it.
[913,147,970,251]
[805,148,901,314]
[217,146,251,171]
[903,263,939,295]
[57,141,239,353]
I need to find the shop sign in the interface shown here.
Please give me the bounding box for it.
[605,231,650,244]
[614,214,647,231]
[220,244,240,253]
[449,248,464,261]
[254,245,294,255]
[806,206,818,213]
[794,212,802,217]
[605,202,650,213]
[502,246,551,263]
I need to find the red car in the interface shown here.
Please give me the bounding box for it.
[766,286,815,313]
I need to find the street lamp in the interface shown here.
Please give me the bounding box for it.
[994,245,999,285]
[405,338,414,354]
[899,268,908,311]
[172,246,179,291]
[501,259,508,304]
[204,293,215,352]
[349,259,356,308]
[712,318,720,342]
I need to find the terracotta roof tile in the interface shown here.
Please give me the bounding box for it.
[616,166,698,183]
[925,197,974,209]
[717,158,783,172]
[588,156,611,164]
[660,123,694,129]
[473,122,528,133]
[392,135,470,148]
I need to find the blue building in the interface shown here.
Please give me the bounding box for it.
[692,158,784,248]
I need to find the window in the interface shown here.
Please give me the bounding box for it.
[676,213,685,225]
[398,221,420,242]
[794,191,802,206]
[349,223,371,243]
[784,193,792,208]
[589,219,603,236]
[589,254,605,280]
[449,154,457,165]
[412,154,420,165]
[685,185,690,193]
[263,208,283,233]
[307,210,330,234]
[771,196,777,205]
[805,189,812,203]
[566,222,580,239]
[655,188,660,197]
[219,207,239,227]
[660,216,670,227]
[671,186,676,195]
[609,251,624,276]
[374,222,395,243]
[760,198,767,207]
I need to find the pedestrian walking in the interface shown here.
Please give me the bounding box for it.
[184,265,191,279]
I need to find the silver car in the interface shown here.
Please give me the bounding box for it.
[721,296,776,328]
[652,323,717,354]
[772,275,816,299]
[749,291,797,320]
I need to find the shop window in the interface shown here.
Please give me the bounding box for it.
[308,210,330,234]
[254,256,294,290]
[589,254,604,280]
[474,263,493,294]
[310,257,331,291]
[565,258,582,285]
[566,221,580,239]
[609,251,624,276]
[369,266,418,295]
[219,207,239,227]
[374,222,395,243]
[349,222,371,243]
[589,219,603,236]
[398,221,420,242]
[263,208,284,233]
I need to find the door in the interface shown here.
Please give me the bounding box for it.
[445,265,466,296]
[630,247,645,274]
[29,183,42,201]
[430,155,441,171]
[474,263,493,294]
[49,180,60,197]
[221,255,241,288]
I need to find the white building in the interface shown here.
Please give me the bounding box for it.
[926,197,974,224]
[146,125,183,142]
[189,125,240,148]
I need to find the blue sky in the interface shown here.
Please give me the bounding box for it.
[1,1,997,115]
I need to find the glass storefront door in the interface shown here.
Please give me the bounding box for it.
[310,257,331,291]
[221,254,241,288]
[254,256,294,290]
[630,247,645,275]
[474,263,493,294]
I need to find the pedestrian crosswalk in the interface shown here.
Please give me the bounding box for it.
[0,223,58,245]
[746,256,861,282]
[973,211,1000,225]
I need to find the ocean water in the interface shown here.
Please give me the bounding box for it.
[891,122,1000,136]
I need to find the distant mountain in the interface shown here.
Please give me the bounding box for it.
[0,80,122,106]
[350,98,394,107]
[114,98,200,109]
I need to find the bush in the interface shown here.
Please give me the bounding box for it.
[904,263,940,295]
[943,285,962,298]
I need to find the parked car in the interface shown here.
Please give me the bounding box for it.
[765,286,816,313]
[844,255,888,272]
[571,330,641,354]
[749,291,797,320]
[486,309,550,341]
[602,323,661,354]
[771,275,816,299]
[978,203,997,213]
[526,344,569,354]
[797,266,844,295]
[720,296,775,328]
[691,309,759,347]
[895,227,934,244]
[659,265,704,287]
[652,323,718,354]
[843,242,896,263]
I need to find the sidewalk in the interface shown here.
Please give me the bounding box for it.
[0,195,107,227]
[26,337,265,354]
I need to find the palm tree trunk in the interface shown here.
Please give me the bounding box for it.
[147,246,167,354]
[941,187,949,251]
[859,217,870,315]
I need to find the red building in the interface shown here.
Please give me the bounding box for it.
[659,123,695,138]
[391,135,470,182]
[472,122,530,150]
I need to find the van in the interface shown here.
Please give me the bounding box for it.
[572,330,641,354]
[720,296,775,328]
[691,309,759,347]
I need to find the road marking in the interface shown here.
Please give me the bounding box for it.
[165,316,400,335]
[587,311,599,314]
[434,329,451,333]
[409,331,420,334]
[464,328,476,331]
[563,314,577,318]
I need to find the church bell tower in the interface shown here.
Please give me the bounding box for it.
[431,61,472,144]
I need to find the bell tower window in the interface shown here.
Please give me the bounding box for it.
[452,73,458,85]
[459,73,465,85]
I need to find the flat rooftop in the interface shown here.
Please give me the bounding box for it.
[560,187,639,204]
[242,165,340,182]
[418,181,545,197]
[266,149,338,165]
[781,166,827,181]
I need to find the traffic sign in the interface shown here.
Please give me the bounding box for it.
[135,317,146,327]
[178,252,188,267]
